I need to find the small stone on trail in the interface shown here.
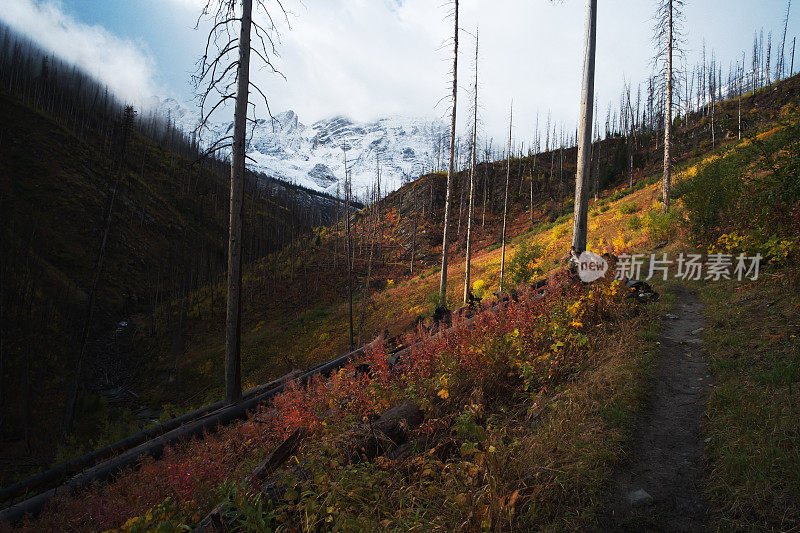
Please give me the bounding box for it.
[665,313,679,320]
[691,327,704,335]
[628,488,654,507]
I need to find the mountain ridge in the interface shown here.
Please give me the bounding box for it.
[155,96,451,198]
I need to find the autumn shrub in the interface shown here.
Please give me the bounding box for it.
[619,202,639,215]
[26,271,632,532]
[117,497,190,532]
[673,156,742,239]
[472,279,487,298]
[216,481,276,532]
[644,208,681,242]
[425,290,444,311]
[626,215,643,230]
[507,241,544,287]
[675,116,800,259]
[610,190,627,202]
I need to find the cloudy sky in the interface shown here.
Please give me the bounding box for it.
[1,0,798,142]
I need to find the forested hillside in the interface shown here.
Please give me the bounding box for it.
[0,23,343,484]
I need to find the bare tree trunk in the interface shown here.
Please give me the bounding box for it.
[739,57,743,140]
[438,0,458,310]
[224,0,252,405]
[530,114,539,228]
[482,159,488,228]
[344,148,354,349]
[0,253,4,409]
[357,164,379,344]
[661,0,674,212]
[571,0,597,254]
[463,30,478,305]
[410,194,417,275]
[64,107,135,437]
[499,104,512,292]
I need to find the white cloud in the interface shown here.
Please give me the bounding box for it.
[0,0,158,105]
[240,0,656,143]
[6,0,796,145]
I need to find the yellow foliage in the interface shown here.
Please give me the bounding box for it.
[552,225,569,240]
[611,232,630,253]
[472,279,487,298]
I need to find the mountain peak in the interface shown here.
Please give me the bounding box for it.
[156,98,450,198]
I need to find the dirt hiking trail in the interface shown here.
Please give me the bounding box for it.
[601,284,712,532]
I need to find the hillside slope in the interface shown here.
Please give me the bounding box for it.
[126,73,800,421]
[0,91,337,484]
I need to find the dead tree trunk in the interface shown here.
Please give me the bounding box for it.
[345,148,354,349]
[224,0,253,405]
[357,166,379,345]
[463,30,479,304]
[571,0,597,254]
[437,0,458,310]
[499,104,513,292]
[64,106,135,438]
[662,0,674,212]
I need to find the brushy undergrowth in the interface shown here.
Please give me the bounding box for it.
[675,105,800,261]
[12,271,656,532]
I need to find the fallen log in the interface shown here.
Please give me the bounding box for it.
[0,369,301,507]
[0,348,365,524]
[243,428,305,488]
[336,402,423,463]
[194,428,306,533]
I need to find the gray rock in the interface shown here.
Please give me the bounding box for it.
[665,313,680,320]
[628,488,654,507]
[691,327,705,335]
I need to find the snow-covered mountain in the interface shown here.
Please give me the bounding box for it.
[155,97,450,198]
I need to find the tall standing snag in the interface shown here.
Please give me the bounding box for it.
[499,103,512,292]
[653,0,685,213]
[463,29,479,305]
[571,0,597,255]
[438,0,459,311]
[193,0,288,404]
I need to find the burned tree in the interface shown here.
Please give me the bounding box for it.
[571,0,597,254]
[499,103,512,292]
[463,29,479,305]
[63,105,136,438]
[653,0,685,213]
[192,0,287,404]
[438,0,459,311]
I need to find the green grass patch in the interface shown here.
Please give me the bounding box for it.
[700,280,800,530]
